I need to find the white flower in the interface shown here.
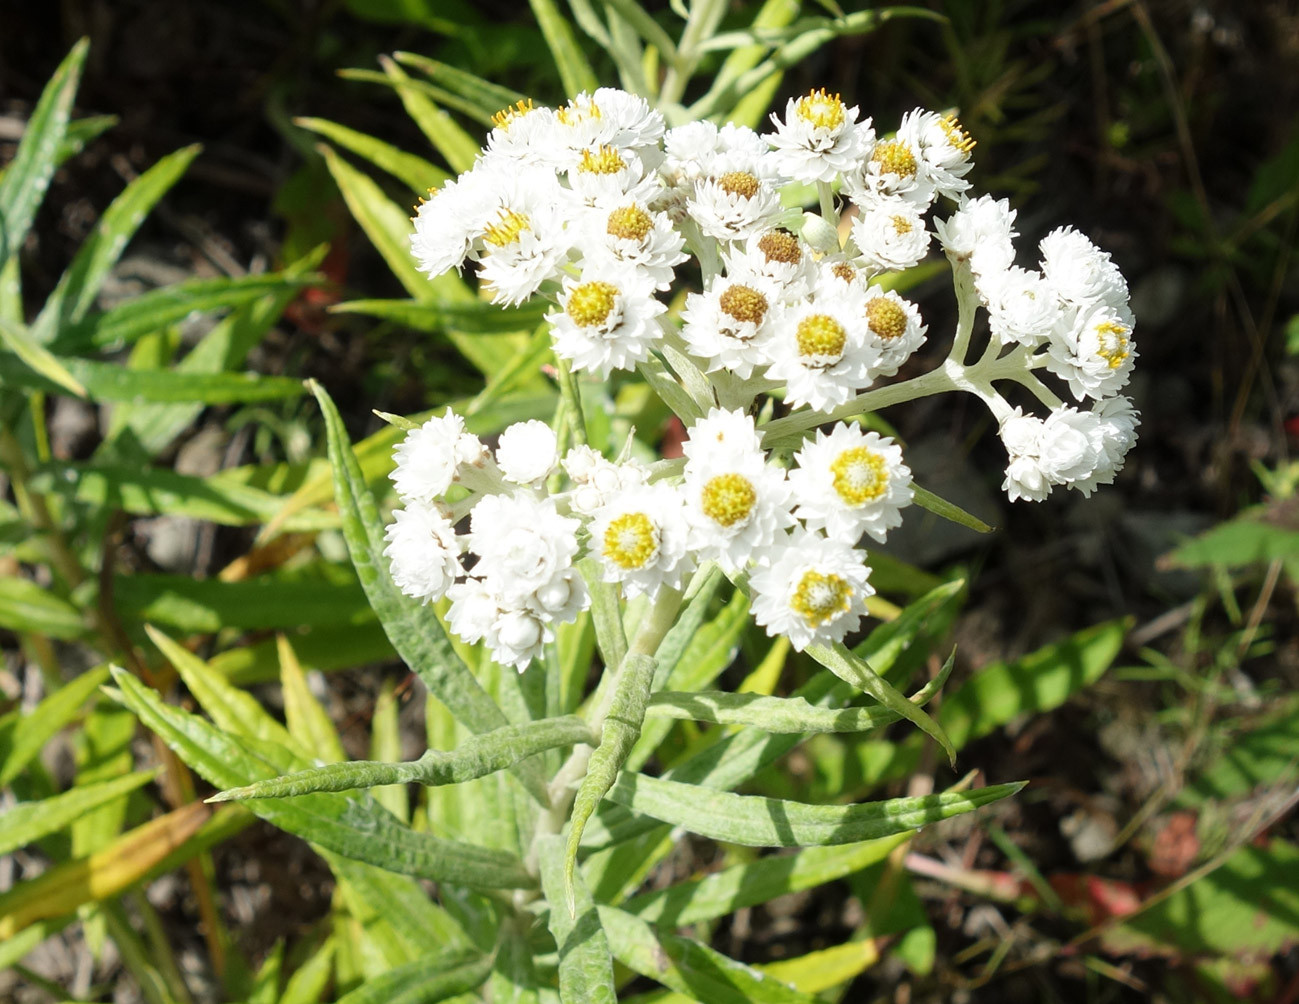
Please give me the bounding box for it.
[562,445,650,515]
[491,608,549,671]
[384,500,463,603]
[410,162,512,278]
[843,132,935,209]
[547,265,666,377]
[574,200,688,291]
[682,409,794,571]
[446,577,500,644]
[766,286,878,413]
[1070,395,1139,496]
[1046,302,1138,401]
[495,419,558,485]
[473,175,578,305]
[932,194,1017,277]
[895,108,975,200]
[679,274,780,379]
[687,153,787,243]
[850,200,932,273]
[469,492,581,606]
[548,89,666,171]
[860,286,928,379]
[566,146,660,205]
[530,566,590,623]
[750,528,874,651]
[1039,226,1129,308]
[588,482,693,599]
[999,406,1106,502]
[391,411,487,504]
[765,89,875,183]
[790,425,913,544]
[980,266,1060,347]
[446,578,549,673]
[484,99,560,166]
[723,230,819,303]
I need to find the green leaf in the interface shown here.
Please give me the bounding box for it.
[0,771,157,856]
[0,39,87,262]
[210,716,594,802]
[806,641,956,766]
[0,355,306,403]
[332,948,492,1004]
[331,297,548,334]
[52,272,320,353]
[537,835,617,1004]
[379,55,481,176]
[566,653,658,912]
[599,906,821,1004]
[392,53,527,124]
[30,144,200,344]
[294,117,448,196]
[911,484,994,534]
[623,833,910,927]
[108,668,536,890]
[0,575,86,640]
[112,574,371,634]
[605,773,1025,847]
[319,145,432,299]
[0,317,86,397]
[529,0,599,97]
[56,115,117,165]
[1184,694,1299,804]
[309,380,547,801]
[29,463,333,530]
[937,618,1128,750]
[643,677,947,734]
[278,936,335,1004]
[0,668,109,786]
[1165,506,1299,568]
[279,634,347,764]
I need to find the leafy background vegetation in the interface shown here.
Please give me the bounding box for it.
[1,1,1297,1002]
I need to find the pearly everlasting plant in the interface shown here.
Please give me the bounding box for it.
[207,9,1140,1002]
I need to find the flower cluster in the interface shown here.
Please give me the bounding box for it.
[390,86,1142,671]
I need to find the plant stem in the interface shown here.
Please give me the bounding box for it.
[554,353,587,447]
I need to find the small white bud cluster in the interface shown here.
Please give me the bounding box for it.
[388,86,1143,669]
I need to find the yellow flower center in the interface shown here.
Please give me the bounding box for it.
[566,281,619,327]
[483,208,531,247]
[795,314,846,359]
[794,88,847,131]
[490,99,535,131]
[830,447,888,505]
[758,231,802,265]
[831,262,858,284]
[607,205,653,242]
[603,512,659,569]
[557,99,601,126]
[578,145,626,175]
[718,171,761,199]
[871,140,917,179]
[891,215,913,236]
[865,298,907,341]
[1094,321,1131,369]
[938,112,976,154]
[719,284,769,325]
[790,570,853,627]
[700,473,757,528]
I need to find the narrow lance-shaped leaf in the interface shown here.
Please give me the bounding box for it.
[605,772,1025,847]
[31,144,201,343]
[644,651,952,734]
[0,39,87,263]
[294,117,448,196]
[806,640,956,766]
[538,834,617,1004]
[0,770,158,856]
[330,297,549,335]
[529,0,599,97]
[107,668,536,890]
[0,667,110,786]
[622,833,911,928]
[0,317,86,397]
[565,652,657,913]
[911,484,994,534]
[210,715,594,802]
[0,357,306,405]
[332,948,493,1004]
[310,381,548,803]
[391,52,527,123]
[379,55,480,176]
[599,906,821,1004]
